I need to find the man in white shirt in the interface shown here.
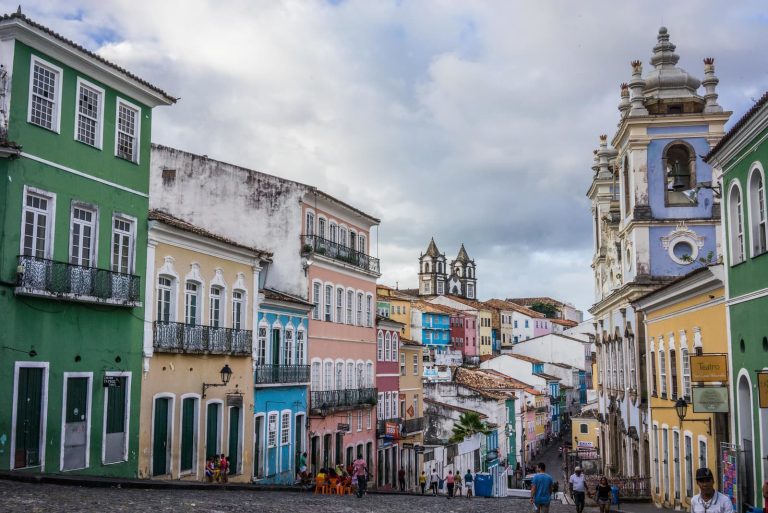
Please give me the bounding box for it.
[691,468,734,513]
[568,466,587,513]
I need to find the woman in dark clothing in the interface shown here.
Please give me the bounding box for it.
[590,476,612,513]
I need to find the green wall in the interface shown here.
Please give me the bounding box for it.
[0,39,151,477]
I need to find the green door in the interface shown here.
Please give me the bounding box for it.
[228,407,240,474]
[152,397,169,476]
[14,367,43,469]
[206,402,219,459]
[104,377,127,464]
[271,328,280,382]
[62,377,89,470]
[180,398,196,472]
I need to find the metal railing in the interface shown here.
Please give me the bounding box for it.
[377,417,402,437]
[153,321,251,355]
[16,255,140,304]
[403,416,425,433]
[253,364,310,384]
[310,387,377,411]
[301,235,380,274]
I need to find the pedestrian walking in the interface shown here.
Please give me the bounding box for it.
[430,468,440,496]
[352,453,368,498]
[398,466,406,491]
[419,471,427,495]
[589,476,611,513]
[530,462,554,513]
[568,466,586,513]
[454,471,463,496]
[445,470,455,498]
[690,468,734,513]
[464,470,474,498]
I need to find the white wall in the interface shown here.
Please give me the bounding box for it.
[510,334,589,370]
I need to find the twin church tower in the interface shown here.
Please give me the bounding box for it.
[417,238,477,299]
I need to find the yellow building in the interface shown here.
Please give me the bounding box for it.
[138,211,271,481]
[572,413,600,451]
[377,285,416,340]
[399,337,424,489]
[633,265,727,510]
[430,295,494,357]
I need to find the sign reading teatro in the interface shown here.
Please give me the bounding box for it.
[690,354,728,382]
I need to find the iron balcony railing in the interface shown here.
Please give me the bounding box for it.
[310,387,378,412]
[16,255,141,305]
[253,364,310,385]
[403,416,425,434]
[153,321,251,355]
[301,235,380,274]
[377,417,402,437]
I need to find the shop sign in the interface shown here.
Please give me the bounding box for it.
[385,422,399,437]
[690,354,728,382]
[758,372,768,409]
[692,386,729,413]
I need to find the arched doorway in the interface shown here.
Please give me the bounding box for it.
[738,374,755,506]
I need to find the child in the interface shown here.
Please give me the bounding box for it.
[419,471,427,495]
[219,454,229,483]
[213,455,221,483]
[205,456,215,482]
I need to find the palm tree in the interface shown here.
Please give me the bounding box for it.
[449,412,492,443]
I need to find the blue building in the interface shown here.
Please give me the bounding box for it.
[253,289,313,484]
[421,309,450,350]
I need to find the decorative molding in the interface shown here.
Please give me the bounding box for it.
[158,255,179,280]
[186,262,203,284]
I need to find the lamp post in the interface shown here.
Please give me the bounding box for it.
[202,364,233,398]
[675,397,711,435]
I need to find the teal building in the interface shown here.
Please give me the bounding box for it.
[0,12,174,476]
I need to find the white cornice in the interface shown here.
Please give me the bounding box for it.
[0,20,173,107]
[611,112,731,149]
[149,221,259,266]
[726,286,768,306]
[709,107,768,172]
[632,266,724,312]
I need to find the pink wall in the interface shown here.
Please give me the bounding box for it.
[533,318,550,338]
[451,313,478,357]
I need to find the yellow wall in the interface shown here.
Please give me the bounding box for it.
[139,239,256,481]
[399,343,424,444]
[572,417,600,450]
[645,285,726,509]
[479,309,493,356]
[389,298,412,340]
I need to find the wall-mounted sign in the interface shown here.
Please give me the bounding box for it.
[758,372,768,409]
[385,422,400,438]
[692,386,729,413]
[337,423,350,432]
[102,376,121,388]
[226,394,243,408]
[690,355,728,382]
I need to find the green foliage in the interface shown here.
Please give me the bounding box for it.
[530,302,558,319]
[449,412,492,443]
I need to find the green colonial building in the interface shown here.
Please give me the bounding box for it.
[0,11,174,476]
[706,93,768,510]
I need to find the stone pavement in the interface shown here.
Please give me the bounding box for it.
[0,479,573,513]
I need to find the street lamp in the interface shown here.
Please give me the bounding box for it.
[202,364,232,398]
[674,397,711,435]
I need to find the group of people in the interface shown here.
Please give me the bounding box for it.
[300,452,370,499]
[204,454,230,483]
[417,468,474,498]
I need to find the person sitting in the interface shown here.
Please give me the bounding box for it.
[213,455,222,483]
[205,456,215,482]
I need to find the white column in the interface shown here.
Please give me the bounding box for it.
[251,262,262,369]
[142,239,157,371]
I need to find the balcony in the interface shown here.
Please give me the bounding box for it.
[377,417,402,437]
[310,387,377,413]
[254,364,310,385]
[153,321,251,355]
[376,417,423,438]
[403,416,425,434]
[301,235,380,274]
[15,255,141,306]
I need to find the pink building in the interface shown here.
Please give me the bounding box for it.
[303,191,380,475]
[448,308,478,359]
[533,317,552,338]
[375,316,403,489]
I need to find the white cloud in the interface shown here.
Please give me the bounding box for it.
[9,0,768,312]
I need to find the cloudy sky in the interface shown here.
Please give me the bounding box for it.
[12,1,768,312]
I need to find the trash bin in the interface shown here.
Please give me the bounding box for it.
[610,485,620,505]
[474,473,493,497]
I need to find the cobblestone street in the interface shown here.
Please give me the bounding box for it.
[0,480,573,513]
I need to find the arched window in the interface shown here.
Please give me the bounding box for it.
[659,346,668,397]
[623,155,631,215]
[669,347,678,399]
[346,361,355,388]
[366,362,373,387]
[335,361,343,390]
[385,332,391,361]
[663,142,696,205]
[284,327,294,365]
[377,331,384,361]
[748,167,767,255]
[680,346,691,400]
[650,349,657,396]
[356,362,364,388]
[729,183,745,264]
[437,262,443,274]
[329,221,338,243]
[336,287,344,323]
[425,262,430,273]
[323,361,333,391]
[157,276,174,322]
[184,281,200,325]
[296,329,305,365]
[392,333,399,358]
[311,360,321,390]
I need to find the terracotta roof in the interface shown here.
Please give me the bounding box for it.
[424,398,488,418]
[442,295,492,312]
[149,210,272,257]
[453,368,519,400]
[0,11,175,104]
[705,92,768,162]
[508,354,544,364]
[507,297,567,308]
[551,319,578,327]
[400,338,421,347]
[413,300,452,315]
[376,315,404,327]
[399,288,420,297]
[549,362,574,369]
[483,298,544,318]
[476,369,538,393]
[263,288,313,308]
[533,372,561,381]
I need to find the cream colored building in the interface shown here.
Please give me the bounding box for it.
[138,211,271,481]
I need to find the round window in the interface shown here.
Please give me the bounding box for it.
[673,241,694,262]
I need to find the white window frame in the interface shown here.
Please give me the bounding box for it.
[157,275,175,323]
[385,332,391,361]
[366,409,372,430]
[317,216,327,239]
[311,280,321,320]
[324,360,333,391]
[256,323,268,364]
[346,289,354,325]
[729,181,746,265]
[324,284,333,322]
[74,77,104,149]
[114,97,141,163]
[185,281,202,325]
[267,411,278,448]
[659,341,667,397]
[111,213,136,274]
[311,359,322,391]
[28,55,63,132]
[59,372,93,471]
[209,286,223,327]
[68,202,98,268]
[285,327,294,365]
[366,294,373,327]
[305,210,315,236]
[748,164,768,256]
[102,371,131,465]
[296,328,306,365]
[336,286,344,323]
[357,410,363,432]
[232,289,245,330]
[20,185,56,259]
[377,331,384,361]
[356,292,363,326]
[280,410,291,446]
